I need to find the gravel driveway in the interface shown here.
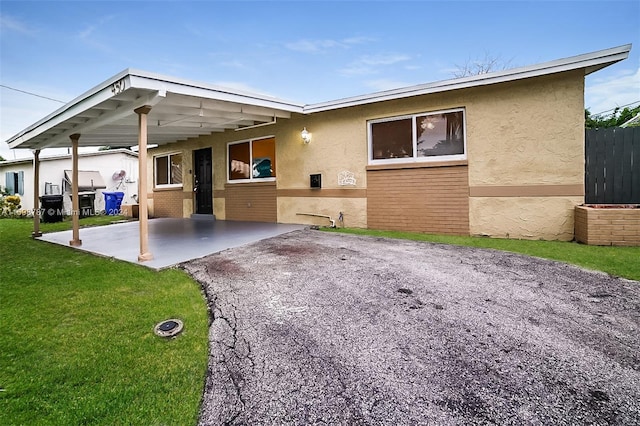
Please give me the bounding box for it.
[183,229,640,425]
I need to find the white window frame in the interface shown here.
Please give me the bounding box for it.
[154,152,183,188]
[227,136,277,184]
[368,107,467,165]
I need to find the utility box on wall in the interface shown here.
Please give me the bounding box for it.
[310,174,321,189]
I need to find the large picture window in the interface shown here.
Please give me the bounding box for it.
[155,153,183,187]
[369,108,466,164]
[228,137,276,182]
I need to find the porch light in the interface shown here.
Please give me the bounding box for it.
[301,127,311,144]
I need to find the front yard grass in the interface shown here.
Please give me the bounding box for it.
[326,228,640,282]
[0,218,209,425]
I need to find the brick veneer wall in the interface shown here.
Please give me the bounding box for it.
[575,205,640,246]
[225,181,277,222]
[152,189,184,218]
[367,164,469,235]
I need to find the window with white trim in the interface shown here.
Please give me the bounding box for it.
[369,108,466,164]
[4,171,24,195]
[154,153,183,187]
[228,137,276,182]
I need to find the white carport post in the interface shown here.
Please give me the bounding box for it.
[69,134,82,247]
[135,106,153,262]
[31,149,42,238]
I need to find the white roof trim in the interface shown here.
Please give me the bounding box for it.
[0,149,138,166]
[621,112,640,128]
[4,44,631,149]
[6,69,305,150]
[303,44,632,113]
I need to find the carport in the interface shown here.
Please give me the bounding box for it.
[6,69,304,263]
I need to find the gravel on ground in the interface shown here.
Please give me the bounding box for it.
[183,230,640,425]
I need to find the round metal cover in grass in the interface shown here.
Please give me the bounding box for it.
[154,318,184,338]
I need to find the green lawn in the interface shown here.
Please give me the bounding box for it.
[0,218,209,425]
[326,228,640,282]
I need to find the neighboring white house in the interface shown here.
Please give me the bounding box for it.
[0,149,138,214]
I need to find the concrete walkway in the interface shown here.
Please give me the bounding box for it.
[38,218,304,270]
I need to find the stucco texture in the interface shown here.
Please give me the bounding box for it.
[278,197,367,228]
[146,70,587,241]
[469,197,583,241]
[465,70,585,187]
[464,71,585,240]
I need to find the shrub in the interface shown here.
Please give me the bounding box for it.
[0,194,22,217]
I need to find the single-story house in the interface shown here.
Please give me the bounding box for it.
[0,149,138,215]
[5,44,631,261]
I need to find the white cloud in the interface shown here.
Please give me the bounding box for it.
[585,65,640,115]
[285,36,372,53]
[0,14,35,35]
[364,78,413,92]
[340,53,412,76]
[220,60,249,70]
[76,15,116,53]
[210,81,276,98]
[286,39,342,53]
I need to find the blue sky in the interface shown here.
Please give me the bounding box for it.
[1,0,639,159]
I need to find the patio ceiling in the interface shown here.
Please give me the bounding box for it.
[7,69,305,150]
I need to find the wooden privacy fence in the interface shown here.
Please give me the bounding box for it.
[585,127,640,204]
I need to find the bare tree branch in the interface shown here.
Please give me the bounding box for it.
[452,52,514,78]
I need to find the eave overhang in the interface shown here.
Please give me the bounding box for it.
[303,44,632,114]
[7,69,304,150]
[6,44,632,150]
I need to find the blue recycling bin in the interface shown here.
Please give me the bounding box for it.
[103,191,125,215]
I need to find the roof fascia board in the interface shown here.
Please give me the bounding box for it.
[12,89,165,150]
[304,44,631,114]
[7,74,134,148]
[126,72,304,113]
[0,148,138,166]
[6,71,133,146]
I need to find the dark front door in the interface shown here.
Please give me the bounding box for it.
[194,148,213,214]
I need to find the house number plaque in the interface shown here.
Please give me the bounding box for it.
[111,78,126,95]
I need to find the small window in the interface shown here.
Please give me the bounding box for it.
[155,153,183,187]
[228,137,276,182]
[4,171,24,195]
[369,108,466,164]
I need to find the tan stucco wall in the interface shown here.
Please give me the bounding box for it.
[149,109,371,224]
[278,196,367,228]
[466,71,585,186]
[469,197,582,241]
[146,69,586,239]
[464,70,585,240]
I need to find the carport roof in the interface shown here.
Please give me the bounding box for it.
[7,69,305,150]
[6,44,632,150]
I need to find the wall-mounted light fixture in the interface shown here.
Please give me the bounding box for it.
[301,127,311,144]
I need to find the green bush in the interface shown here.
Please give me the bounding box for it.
[0,194,22,217]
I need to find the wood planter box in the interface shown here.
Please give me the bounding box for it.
[575,205,640,246]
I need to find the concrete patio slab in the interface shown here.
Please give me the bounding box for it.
[37,218,305,270]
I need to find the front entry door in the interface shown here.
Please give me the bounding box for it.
[194,148,213,214]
